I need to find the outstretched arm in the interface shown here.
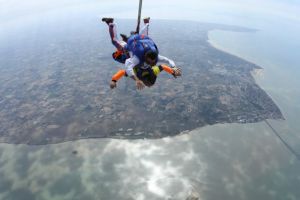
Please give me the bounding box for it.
[157,55,176,68]
[110,70,126,89]
[161,64,181,77]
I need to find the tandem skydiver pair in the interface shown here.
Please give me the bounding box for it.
[102,17,181,90]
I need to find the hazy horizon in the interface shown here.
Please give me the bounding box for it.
[1,0,300,27]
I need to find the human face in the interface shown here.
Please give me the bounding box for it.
[145,57,156,66]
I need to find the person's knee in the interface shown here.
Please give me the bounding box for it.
[111,39,118,46]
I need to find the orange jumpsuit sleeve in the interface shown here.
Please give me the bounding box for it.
[112,70,126,82]
[161,64,174,75]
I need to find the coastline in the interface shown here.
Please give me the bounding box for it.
[207,29,285,121]
[207,29,269,93]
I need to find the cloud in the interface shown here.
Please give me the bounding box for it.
[0,121,299,199]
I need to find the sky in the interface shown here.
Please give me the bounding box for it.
[0,0,300,27]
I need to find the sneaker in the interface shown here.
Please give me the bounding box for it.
[130,31,137,35]
[143,17,150,24]
[101,17,114,25]
[120,34,128,42]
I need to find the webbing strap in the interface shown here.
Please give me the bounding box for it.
[136,0,143,33]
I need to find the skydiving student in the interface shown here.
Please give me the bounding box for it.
[110,64,181,89]
[102,17,177,90]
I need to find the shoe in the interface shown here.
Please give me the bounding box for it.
[143,17,150,24]
[120,34,128,42]
[101,17,114,25]
[130,31,137,35]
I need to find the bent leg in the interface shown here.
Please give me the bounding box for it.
[140,23,149,36]
[108,23,125,51]
[140,17,150,36]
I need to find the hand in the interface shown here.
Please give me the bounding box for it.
[136,80,145,90]
[173,67,182,77]
[110,81,117,89]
